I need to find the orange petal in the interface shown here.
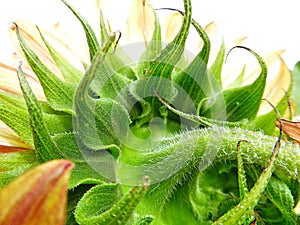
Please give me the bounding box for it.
[0,160,74,225]
[0,145,29,153]
[276,119,300,145]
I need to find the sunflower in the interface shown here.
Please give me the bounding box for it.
[0,0,299,224]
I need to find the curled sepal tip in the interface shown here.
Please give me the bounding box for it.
[74,176,150,225]
[0,159,74,225]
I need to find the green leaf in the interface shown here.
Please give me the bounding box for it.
[0,150,37,171]
[129,76,177,117]
[44,114,73,135]
[75,97,131,153]
[190,164,238,223]
[15,24,75,113]
[11,33,118,190]
[127,0,193,124]
[266,177,299,224]
[223,47,267,122]
[37,26,83,83]
[236,141,256,223]
[74,177,150,225]
[74,183,122,225]
[0,90,27,109]
[251,173,300,224]
[99,10,110,44]
[94,67,131,100]
[72,31,128,100]
[62,0,100,61]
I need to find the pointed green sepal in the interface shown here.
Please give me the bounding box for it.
[209,40,226,88]
[61,0,100,61]
[17,64,64,162]
[15,23,75,113]
[36,26,83,83]
[173,17,212,106]
[202,46,267,122]
[145,0,192,80]
[138,6,162,77]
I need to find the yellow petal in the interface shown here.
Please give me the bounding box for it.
[0,160,74,225]
[0,62,45,100]
[164,12,183,42]
[243,50,285,85]
[0,121,30,150]
[295,200,300,214]
[259,54,291,115]
[8,20,61,78]
[222,50,291,115]
[50,21,89,67]
[285,100,298,118]
[126,0,155,43]
[204,22,224,67]
[8,19,85,79]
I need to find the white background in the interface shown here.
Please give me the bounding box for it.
[0,0,299,69]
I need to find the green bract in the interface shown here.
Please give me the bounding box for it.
[0,0,299,224]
